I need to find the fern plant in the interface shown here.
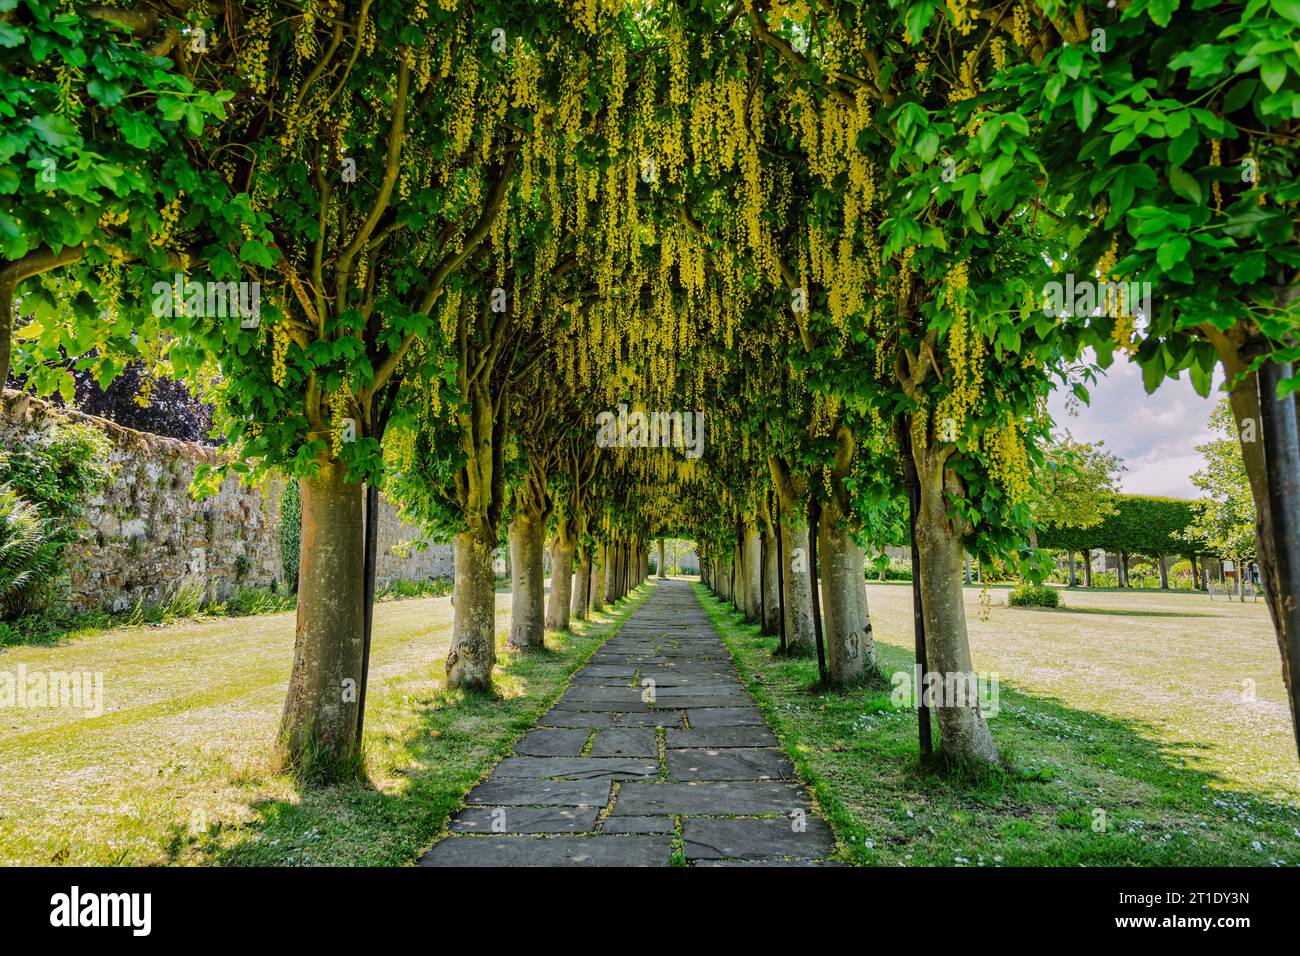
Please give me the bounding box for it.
[0,486,60,620]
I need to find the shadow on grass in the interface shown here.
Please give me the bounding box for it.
[694,584,1300,867]
[1012,605,1217,619]
[181,583,656,866]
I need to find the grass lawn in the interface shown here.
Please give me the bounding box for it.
[696,581,1300,867]
[0,581,653,865]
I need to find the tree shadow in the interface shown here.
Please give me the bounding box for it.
[183,589,647,866]
[1014,606,1217,619]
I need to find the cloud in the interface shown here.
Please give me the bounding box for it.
[1047,356,1221,499]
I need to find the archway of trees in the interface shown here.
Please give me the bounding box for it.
[5,0,1298,780]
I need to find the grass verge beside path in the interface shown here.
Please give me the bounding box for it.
[694,582,1300,867]
[0,580,654,865]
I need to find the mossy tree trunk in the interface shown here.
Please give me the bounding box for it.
[760,506,781,635]
[279,461,365,780]
[909,417,999,767]
[769,455,815,656]
[548,517,576,631]
[507,508,547,651]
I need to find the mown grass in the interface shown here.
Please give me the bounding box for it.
[694,581,1300,867]
[0,580,652,865]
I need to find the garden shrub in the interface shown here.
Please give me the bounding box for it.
[279,478,301,592]
[0,417,115,617]
[0,417,116,526]
[0,486,62,619]
[1008,584,1061,608]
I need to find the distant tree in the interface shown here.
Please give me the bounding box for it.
[1032,434,1124,531]
[1185,399,1257,601]
[1030,434,1124,584]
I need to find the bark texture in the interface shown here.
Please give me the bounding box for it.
[447,526,498,691]
[279,464,365,778]
[760,516,781,635]
[778,514,815,656]
[588,541,605,612]
[913,450,999,766]
[548,521,575,631]
[818,503,881,687]
[507,513,547,650]
[742,524,762,622]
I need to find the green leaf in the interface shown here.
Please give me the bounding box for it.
[1167,166,1203,204]
[29,114,77,148]
[1073,86,1098,131]
[1157,236,1191,271]
[239,239,279,268]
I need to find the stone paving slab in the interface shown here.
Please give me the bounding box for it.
[537,708,618,728]
[589,728,659,757]
[420,580,836,867]
[614,711,685,728]
[665,747,795,781]
[492,756,658,780]
[665,726,778,749]
[420,835,672,867]
[450,806,600,834]
[601,815,676,834]
[683,817,835,861]
[612,781,810,816]
[682,706,768,727]
[513,728,592,756]
[464,779,611,807]
[652,684,748,699]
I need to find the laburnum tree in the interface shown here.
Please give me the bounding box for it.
[16,0,620,778]
[1005,0,1300,751]
[2,1,241,389]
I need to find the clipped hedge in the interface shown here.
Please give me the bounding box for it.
[1008,584,1061,609]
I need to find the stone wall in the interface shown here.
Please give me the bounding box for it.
[1,390,452,613]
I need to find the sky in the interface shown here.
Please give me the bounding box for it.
[1045,356,1223,500]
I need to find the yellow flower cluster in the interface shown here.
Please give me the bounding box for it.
[982,415,1033,503]
[243,7,272,95]
[1210,139,1223,210]
[329,391,352,460]
[150,192,185,250]
[271,323,289,386]
[937,261,984,438]
[946,0,976,36]
[1010,4,1034,49]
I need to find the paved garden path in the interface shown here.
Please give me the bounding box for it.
[419,578,835,866]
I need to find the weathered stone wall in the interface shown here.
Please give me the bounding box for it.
[1,390,452,613]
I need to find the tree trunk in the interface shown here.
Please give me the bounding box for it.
[1067,550,1076,586]
[1237,557,1245,602]
[761,517,781,635]
[742,524,762,622]
[279,463,365,780]
[658,539,667,578]
[547,520,575,632]
[589,540,606,612]
[1158,552,1169,590]
[447,525,498,691]
[604,539,618,605]
[913,450,999,766]
[818,502,881,687]
[507,512,547,651]
[571,542,591,621]
[779,514,815,656]
[1083,549,1093,587]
